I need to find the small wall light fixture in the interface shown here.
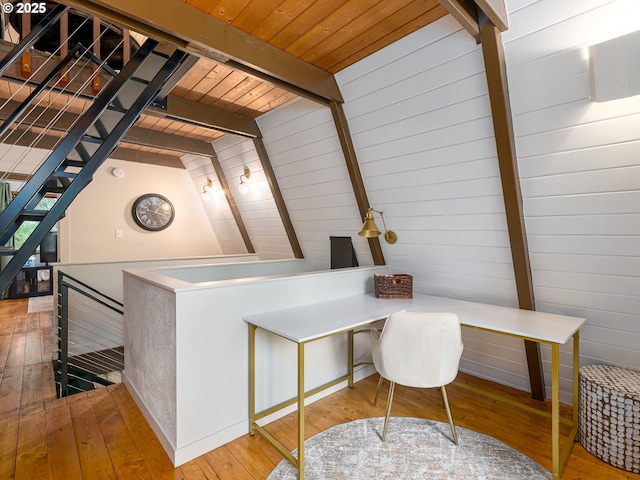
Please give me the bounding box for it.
[238,167,251,195]
[202,179,213,202]
[358,208,397,244]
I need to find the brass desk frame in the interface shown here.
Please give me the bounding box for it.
[246,296,583,480]
[248,322,383,480]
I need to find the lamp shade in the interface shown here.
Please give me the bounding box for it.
[358,209,381,238]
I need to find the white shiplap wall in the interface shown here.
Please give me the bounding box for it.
[333,15,542,394]
[506,0,640,374]
[240,0,640,402]
[180,153,247,255]
[256,98,374,270]
[211,134,294,261]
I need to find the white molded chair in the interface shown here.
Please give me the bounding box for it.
[371,311,463,444]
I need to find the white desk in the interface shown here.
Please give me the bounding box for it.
[245,293,585,480]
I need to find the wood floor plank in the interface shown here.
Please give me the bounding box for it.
[45,403,83,480]
[5,331,25,367]
[19,363,46,416]
[69,393,117,480]
[1,298,639,480]
[202,445,254,480]
[179,458,221,480]
[109,384,179,480]
[0,365,23,417]
[0,416,19,479]
[90,387,154,480]
[24,330,43,365]
[15,409,49,480]
[225,434,277,478]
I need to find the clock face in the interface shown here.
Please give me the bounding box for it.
[132,194,175,231]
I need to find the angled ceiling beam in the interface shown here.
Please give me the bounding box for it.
[478,11,543,401]
[149,95,261,138]
[439,0,480,40]
[207,150,255,254]
[330,101,385,266]
[439,0,508,40]
[253,137,303,259]
[59,0,343,104]
[476,0,508,31]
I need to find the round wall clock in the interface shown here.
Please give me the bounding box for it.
[132,194,175,231]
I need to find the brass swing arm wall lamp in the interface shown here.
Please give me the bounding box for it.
[358,207,397,244]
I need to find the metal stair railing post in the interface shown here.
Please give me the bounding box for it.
[56,269,124,397]
[58,272,70,397]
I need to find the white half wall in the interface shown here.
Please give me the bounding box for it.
[123,265,386,466]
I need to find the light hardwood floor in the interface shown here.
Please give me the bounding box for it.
[1,297,638,479]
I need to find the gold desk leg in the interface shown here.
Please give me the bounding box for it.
[348,330,354,388]
[297,341,305,479]
[249,323,256,435]
[552,343,560,480]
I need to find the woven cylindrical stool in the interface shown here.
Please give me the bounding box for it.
[579,364,640,473]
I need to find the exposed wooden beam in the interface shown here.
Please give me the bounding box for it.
[0,97,213,156]
[253,137,303,259]
[439,0,508,39]
[207,150,255,254]
[329,101,385,266]
[59,0,343,104]
[476,0,509,32]
[149,95,262,139]
[439,0,480,40]
[478,11,544,401]
[2,127,184,168]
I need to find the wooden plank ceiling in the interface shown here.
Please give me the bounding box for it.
[0,0,448,161]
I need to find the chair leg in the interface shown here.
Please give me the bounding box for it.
[381,381,396,442]
[440,385,458,446]
[373,375,384,407]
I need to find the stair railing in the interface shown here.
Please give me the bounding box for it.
[56,269,124,397]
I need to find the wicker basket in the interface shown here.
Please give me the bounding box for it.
[374,274,413,299]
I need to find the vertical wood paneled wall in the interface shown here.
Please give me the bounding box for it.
[506,0,640,375]
[211,135,294,261]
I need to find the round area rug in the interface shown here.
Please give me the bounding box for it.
[267,417,550,479]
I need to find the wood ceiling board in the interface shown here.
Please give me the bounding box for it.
[172,58,215,95]
[182,65,235,103]
[62,0,343,102]
[268,0,349,50]
[302,0,417,69]
[248,0,325,43]
[203,0,254,23]
[286,0,386,59]
[329,6,448,73]
[222,0,283,34]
